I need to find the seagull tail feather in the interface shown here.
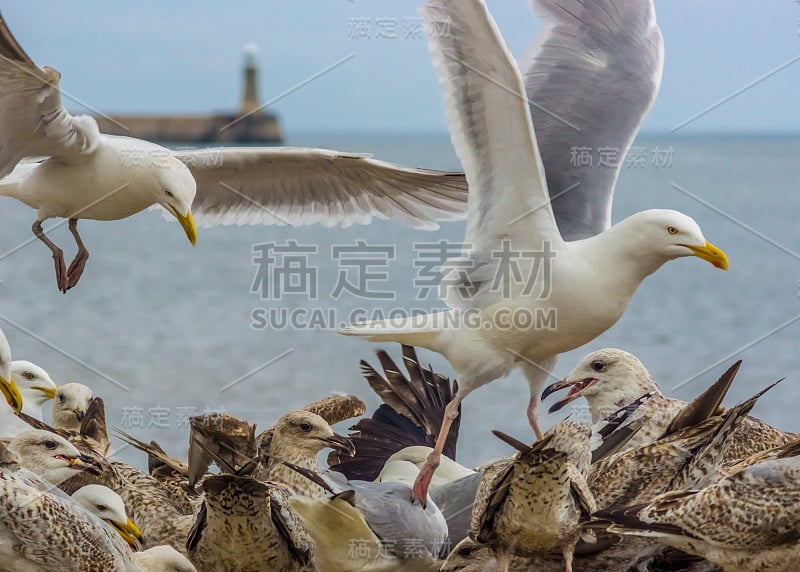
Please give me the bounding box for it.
[338,313,447,354]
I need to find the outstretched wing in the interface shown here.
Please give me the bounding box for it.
[173,147,468,230]
[0,12,100,178]
[422,0,561,255]
[522,0,663,240]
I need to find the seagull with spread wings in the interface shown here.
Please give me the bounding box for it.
[341,0,729,503]
[0,13,468,293]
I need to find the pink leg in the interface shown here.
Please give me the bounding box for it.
[411,395,462,506]
[563,544,575,572]
[527,394,544,441]
[33,220,67,293]
[65,218,89,290]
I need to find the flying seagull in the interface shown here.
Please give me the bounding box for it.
[340,0,728,503]
[0,12,468,292]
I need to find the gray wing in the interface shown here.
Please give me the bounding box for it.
[352,480,448,559]
[523,0,664,240]
[429,471,482,547]
[173,147,468,230]
[0,13,100,178]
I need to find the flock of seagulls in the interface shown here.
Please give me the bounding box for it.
[0,0,794,571]
[2,328,799,571]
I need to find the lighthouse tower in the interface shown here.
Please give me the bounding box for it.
[240,43,261,114]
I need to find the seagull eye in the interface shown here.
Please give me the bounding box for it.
[24,372,35,380]
[165,190,174,198]
[667,226,678,235]
[591,361,605,372]
[299,423,312,432]
[44,440,57,450]
[58,393,65,403]
[96,504,108,512]
[457,546,472,558]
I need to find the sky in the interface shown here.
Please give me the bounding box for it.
[4,1,799,134]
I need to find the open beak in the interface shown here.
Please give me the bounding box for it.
[0,375,22,415]
[31,385,58,400]
[170,206,197,246]
[683,241,728,270]
[323,433,356,457]
[109,518,143,548]
[542,377,598,413]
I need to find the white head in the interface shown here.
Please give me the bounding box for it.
[153,157,197,247]
[133,545,198,572]
[9,429,92,484]
[72,484,142,548]
[616,209,728,272]
[53,382,93,430]
[10,360,57,409]
[0,328,21,415]
[542,349,660,422]
[270,410,356,458]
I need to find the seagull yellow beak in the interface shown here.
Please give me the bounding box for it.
[170,206,197,246]
[0,375,22,415]
[30,385,58,400]
[109,518,143,548]
[67,455,88,467]
[685,241,729,271]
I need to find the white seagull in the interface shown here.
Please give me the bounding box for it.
[0,13,468,293]
[340,0,728,501]
[0,360,57,437]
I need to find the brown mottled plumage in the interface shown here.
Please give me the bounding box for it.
[590,380,782,509]
[0,431,196,571]
[587,384,776,570]
[725,436,800,474]
[113,430,198,514]
[544,349,794,462]
[468,420,595,572]
[598,455,800,572]
[61,458,194,555]
[187,474,314,572]
[187,413,257,487]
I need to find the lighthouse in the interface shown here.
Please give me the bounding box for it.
[241,43,262,115]
[93,42,282,143]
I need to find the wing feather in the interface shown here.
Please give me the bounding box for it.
[174,147,468,230]
[421,0,561,253]
[0,13,100,178]
[522,0,663,240]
